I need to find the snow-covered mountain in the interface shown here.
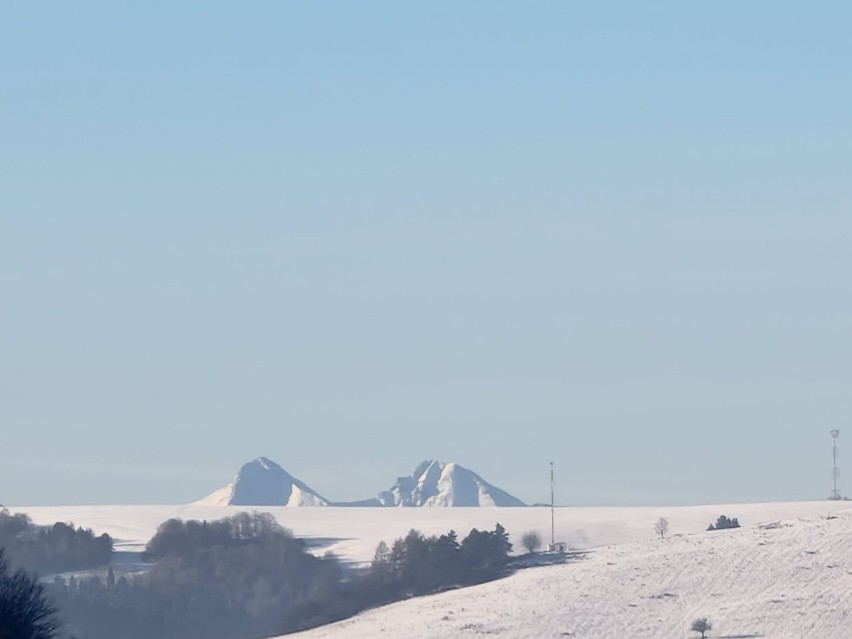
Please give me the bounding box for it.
[373,460,525,507]
[195,457,329,507]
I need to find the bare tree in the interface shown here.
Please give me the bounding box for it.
[654,517,669,540]
[520,530,542,554]
[690,617,712,638]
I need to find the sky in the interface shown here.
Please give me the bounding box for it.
[2,2,851,507]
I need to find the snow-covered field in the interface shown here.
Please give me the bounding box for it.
[13,501,852,637]
[285,507,852,639]
[14,501,849,565]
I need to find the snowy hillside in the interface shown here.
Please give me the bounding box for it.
[17,501,848,568]
[286,508,852,639]
[194,457,329,507]
[14,501,852,638]
[374,460,525,507]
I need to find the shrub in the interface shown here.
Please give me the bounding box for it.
[690,616,712,637]
[707,515,740,531]
[521,530,542,553]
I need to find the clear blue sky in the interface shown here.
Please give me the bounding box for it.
[2,2,851,506]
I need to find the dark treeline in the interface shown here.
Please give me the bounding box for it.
[45,513,514,639]
[0,509,112,575]
[365,524,513,601]
[143,511,288,559]
[50,513,347,639]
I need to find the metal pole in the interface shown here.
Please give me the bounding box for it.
[550,461,555,547]
[830,429,840,500]
[834,434,839,498]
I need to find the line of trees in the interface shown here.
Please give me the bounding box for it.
[0,509,113,575]
[365,524,513,601]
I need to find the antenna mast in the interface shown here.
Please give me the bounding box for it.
[550,461,555,547]
[830,430,841,500]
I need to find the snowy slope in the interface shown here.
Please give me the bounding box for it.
[14,501,852,637]
[15,501,848,568]
[286,508,852,639]
[376,460,525,507]
[194,457,329,507]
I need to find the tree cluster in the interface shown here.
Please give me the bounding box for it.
[0,509,112,575]
[50,512,349,639]
[143,511,287,559]
[43,514,517,639]
[707,515,740,531]
[365,524,512,601]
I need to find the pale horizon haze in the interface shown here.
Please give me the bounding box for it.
[2,2,851,507]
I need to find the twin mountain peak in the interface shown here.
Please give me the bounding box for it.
[195,457,525,507]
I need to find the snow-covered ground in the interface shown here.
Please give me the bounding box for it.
[285,507,852,639]
[14,501,849,565]
[13,501,852,637]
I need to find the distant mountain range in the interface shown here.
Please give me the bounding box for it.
[196,457,525,507]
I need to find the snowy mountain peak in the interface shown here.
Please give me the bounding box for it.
[377,460,525,507]
[194,458,329,507]
[254,456,276,471]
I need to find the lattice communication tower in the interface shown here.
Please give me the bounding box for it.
[830,429,841,500]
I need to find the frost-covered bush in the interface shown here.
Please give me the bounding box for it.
[521,530,542,553]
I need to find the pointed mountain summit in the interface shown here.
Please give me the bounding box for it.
[375,460,525,507]
[195,457,329,507]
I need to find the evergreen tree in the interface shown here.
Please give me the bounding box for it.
[0,549,57,639]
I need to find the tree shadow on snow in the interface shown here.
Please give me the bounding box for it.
[300,535,353,551]
[510,549,589,569]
